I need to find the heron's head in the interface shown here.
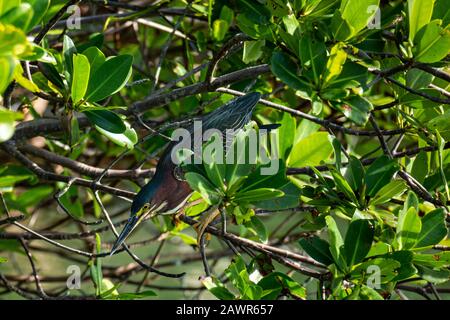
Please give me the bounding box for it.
[110,162,192,255]
[109,182,161,255]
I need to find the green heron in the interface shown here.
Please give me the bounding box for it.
[110,92,261,254]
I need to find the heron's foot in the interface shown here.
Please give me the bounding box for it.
[171,211,184,227]
[194,207,220,245]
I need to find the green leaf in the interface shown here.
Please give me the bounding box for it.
[350,258,401,284]
[0,3,33,31]
[344,219,374,267]
[415,208,447,248]
[365,155,399,197]
[0,56,15,94]
[370,180,407,206]
[332,0,380,40]
[289,132,333,167]
[82,46,105,76]
[115,290,157,300]
[246,216,268,243]
[277,112,296,161]
[359,285,384,300]
[406,69,434,90]
[219,5,234,25]
[323,42,347,85]
[16,185,53,209]
[212,19,228,41]
[340,95,373,126]
[85,55,133,102]
[0,0,20,16]
[416,265,450,284]
[0,257,7,263]
[331,169,359,204]
[201,276,235,300]
[224,255,253,296]
[63,35,77,77]
[24,0,50,31]
[408,0,435,42]
[270,51,311,93]
[203,149,226,192]
[76,33,104,53]
[242,40,265,64]
[341,0,379,35]
[252,181,301,210]
[326,62,368,90]
[258,272,306,300]
[411,151,428,183]
[325,216,346,270]
[299,236,334,265]
[0,107,22,142]
[0,23,29,57]
[71,54,90,105]
[413,252,450,269]
[382,251,417,282]
[404,191,419,212]
[83,110,126,134]
[298,34,327,85]
[395,207,422,250]
[238,0,271,24]
[344,156,365,192]
[265,0,290,17]
[38,62,64,89]
[95,121,137,149]
[413,20,450,63]
[13,63,39,92]
[235,188,284,202]
[185,172,220,205]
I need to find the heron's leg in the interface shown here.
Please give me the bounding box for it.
[199,233,211,276]
[171,198,203,226]
[194,206,220,245]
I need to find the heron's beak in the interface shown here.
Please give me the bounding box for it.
[110,209,157,255]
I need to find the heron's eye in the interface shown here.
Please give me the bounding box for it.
[137,203,150,216]
[173,166,185,181]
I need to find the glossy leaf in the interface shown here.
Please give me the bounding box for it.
[289,132,333,167]
[408,0,435,42]
[299,236,334,265]
[0,3,33,31]
[370,180,407,206]
[24,0,50,31]
[242,40,265,64]
[71,54,90,104]
[85,55,133,102]
[365,155,399,197]
[0,107,22,142]
[212,19,228,41]
[344,219,374,267]
[413,20,450,63]
[83,110,126,134]
[185,172,220,205]
[395,207,422,250]
[344,156,365,192]
[95,121,137,149]
[415,208,447,248]
[325,216,346,270]
[234,188,284,202]
[82,46,106,76]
